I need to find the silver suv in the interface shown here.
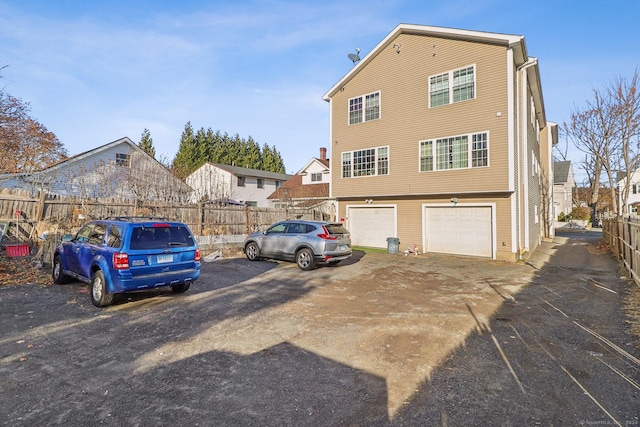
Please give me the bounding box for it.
[243,220,352,270]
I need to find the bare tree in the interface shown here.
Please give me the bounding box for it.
[563,71,640,217]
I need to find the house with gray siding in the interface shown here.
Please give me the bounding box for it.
[0,137,192,202]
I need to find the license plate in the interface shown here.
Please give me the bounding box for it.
[339,245,347,251]
[157,254,173,264]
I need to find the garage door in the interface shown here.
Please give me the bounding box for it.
[348,206,396,248]
[424,206,492,257]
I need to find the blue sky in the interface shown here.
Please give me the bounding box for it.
[1,0,638,181]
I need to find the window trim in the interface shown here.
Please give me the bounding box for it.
[419,131,489,172]
[341,146,389,178]
[428,64,476,108]
[348,91,381,125]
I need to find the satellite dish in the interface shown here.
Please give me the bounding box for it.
[348,48,361,64]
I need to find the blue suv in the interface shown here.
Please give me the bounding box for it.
[53,217,201,307]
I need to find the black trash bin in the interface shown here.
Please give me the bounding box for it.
[386,237,400,254]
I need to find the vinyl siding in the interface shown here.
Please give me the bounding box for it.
[339,194,515,261]
[330,33,512,199]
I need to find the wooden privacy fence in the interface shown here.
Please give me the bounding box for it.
[0,188,321,243]
[602,217,640,286]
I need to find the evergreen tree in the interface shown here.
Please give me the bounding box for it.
[261,142,275,171]
[138,128,156,158]
[245,136,262,169]
[172,122,198,179]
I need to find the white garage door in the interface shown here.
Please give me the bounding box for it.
[348,206,396,248]
[425,206,493,257]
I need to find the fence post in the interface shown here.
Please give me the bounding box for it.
[198,202,204,235]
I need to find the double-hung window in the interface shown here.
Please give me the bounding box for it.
[311,172,322,182]
[341,146,389,178]
[429,65,475,108]
[349,91,380,124]
[420,132,488,172]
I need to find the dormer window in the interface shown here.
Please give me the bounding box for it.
[311,173,322,182]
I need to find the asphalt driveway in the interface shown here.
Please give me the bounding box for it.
[0,230,638,425]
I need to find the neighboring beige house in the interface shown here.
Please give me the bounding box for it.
[322,24,557,261]
[187,163,292,207]
[0,137,192,202]
[617,170,640,215]
[553,161,575,219]
[268,147,333,218]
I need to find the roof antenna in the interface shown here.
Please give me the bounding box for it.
[348,48,361,64]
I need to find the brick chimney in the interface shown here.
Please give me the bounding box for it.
[320,147,327,161]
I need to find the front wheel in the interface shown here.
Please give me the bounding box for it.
[296,248,315,271]
[90,270,113,308]
[52,255,70,284]
[171,283,190,293]
[245,242,261,261]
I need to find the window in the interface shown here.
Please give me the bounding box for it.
[349,91,380,124]
[472,133,488,167]
[341,146,389,178]
[237,176,245,187]
[115,153,131,167]
[275,181,282,189]
[257,178,264,189]
[420,132,488,172]
[429,65,475,108]
[419,141,434,171]
[342,153,352,178]
[311,173,322,182]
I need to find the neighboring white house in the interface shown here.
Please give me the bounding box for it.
[268,147,333,218]
[0,137,192,201]
[617,169,640,215]
[552,161,575,219]
[187,163,292,207]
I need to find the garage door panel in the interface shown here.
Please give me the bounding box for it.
[425,206,492,257]
[348,207,395,248]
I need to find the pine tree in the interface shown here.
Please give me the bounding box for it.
[138,128,156,159]
[245,136,262,169]
[172,122,198,179]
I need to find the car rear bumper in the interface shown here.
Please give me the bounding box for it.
[110,268,200,292]
[319,252,352,263]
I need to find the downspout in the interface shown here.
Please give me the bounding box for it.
[516,57,538,259]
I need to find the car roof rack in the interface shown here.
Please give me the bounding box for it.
[102,216,172,222]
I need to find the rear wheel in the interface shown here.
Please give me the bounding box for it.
[52,255,70,284]
[171,283,190,293]
[90,270,113,307]
[296,248,315,271]
[245,242,260,261]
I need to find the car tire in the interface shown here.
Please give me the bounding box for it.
[171,283,190,293]
[296,248,315,271]
[245,242,261,261]
[52,255,70,284]
[90,270,113,308]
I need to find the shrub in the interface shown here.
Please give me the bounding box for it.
[557,212,566,222]
[569,206,591,221]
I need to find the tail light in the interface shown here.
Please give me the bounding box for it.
[113,253,130,270]
[317,226,338,240]
[195,248,201,262]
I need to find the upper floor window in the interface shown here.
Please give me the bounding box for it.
[311,173,322,182]
[349,91,380,124]
[237,176,245,187]
[341,146,389,178]
[115,153,131,167]
[420,132,488,172]
[275,180,282,189]
[429,65,475,108]
[257,178,264,189]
